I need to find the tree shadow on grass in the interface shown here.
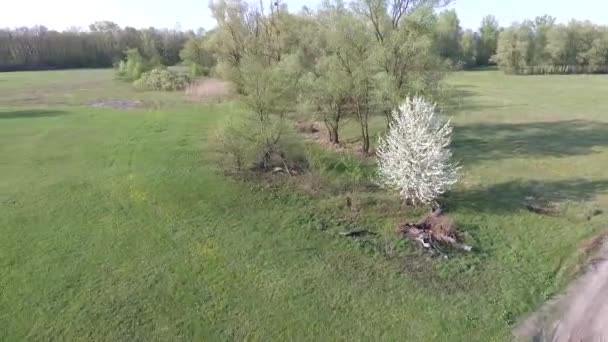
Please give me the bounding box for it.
[0,110,68,119]
[443,86,477,109]
[446,178,608,213]
[452,120,608,165]
[443,85,527,112]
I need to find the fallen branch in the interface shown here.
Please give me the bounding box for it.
[339,229,377,237]
[397,209,472,254]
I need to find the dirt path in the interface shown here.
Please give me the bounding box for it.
[515,239,608,341]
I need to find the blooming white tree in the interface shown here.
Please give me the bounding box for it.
[376,96,460,205]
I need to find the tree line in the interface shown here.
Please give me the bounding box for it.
[402,10,608,74]
[209,0,454,163]
[0,21,194,71]
[493,18,608,74]
[3,8,607,76]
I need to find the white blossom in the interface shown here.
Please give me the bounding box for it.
[376,96,460,205]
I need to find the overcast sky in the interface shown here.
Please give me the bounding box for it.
[2,0,607,31]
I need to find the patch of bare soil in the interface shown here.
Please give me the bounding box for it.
[295,120,375,158]
[91,100,143,110]
[185,78,233,102]
[515,233,608,341]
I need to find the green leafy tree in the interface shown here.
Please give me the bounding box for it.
[303,53,352,144]
[210,0,304,167]
[493,23,534,74]
[208,0,452,156]
[476,15,499,65]
[116,48,152,81]
[434,9,463,64]
[179,36,216,76]
[586,32,608,72]
[531,15,556,65]
[351,0,448,132]
[316,6,380,153]
[460,29,477,67]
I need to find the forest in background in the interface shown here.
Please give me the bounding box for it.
[2,4,608,75]
[0,22,196,71]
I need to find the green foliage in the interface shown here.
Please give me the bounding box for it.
[209,0,309,167]
[239,54,302,159]
[300,13,360,145]
[460,29,477,67]
[494,18,608,74]
[476,15,500,65]
[189,63,205,77]
[215,119,254,171]
[217,112,309,172]
[493,23,535,74]
[207,0,451,154]
[0,23,190,71]
[116,48,153,81]
[179,37,216,76]
[332,153,371,185]
[587,32,608,70]
[434,9,463,64]
[426,13,500,68]
[132,67,191,91]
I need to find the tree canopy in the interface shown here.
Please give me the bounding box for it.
[0,23,193,71]
[493,18,608,74]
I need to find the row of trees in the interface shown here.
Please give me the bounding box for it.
[434,10,500,68]
[493,18,608,74]
[0,22,194,71]
[208,0,462,205]
[1,9,504,73]
[210,0,454,162]
[6,10,606,77]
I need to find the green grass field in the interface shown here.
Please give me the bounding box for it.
[1,69,607,340]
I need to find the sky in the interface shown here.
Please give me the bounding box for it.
[2,0,608,31]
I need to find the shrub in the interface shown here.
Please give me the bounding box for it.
[236,54,302,170]
[116,48,152,81]
[217,115,309,175]
[215,121,252,171]
[376,96,460,206]
[133,68,191,91]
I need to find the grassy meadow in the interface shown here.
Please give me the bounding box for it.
[1,69,607,340]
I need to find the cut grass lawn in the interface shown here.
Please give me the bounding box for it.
[1,69,607,340]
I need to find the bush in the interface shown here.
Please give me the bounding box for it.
[133,68,191,91]
[215,119,253,171]
[116,49,152,81]
[216,116,309,174]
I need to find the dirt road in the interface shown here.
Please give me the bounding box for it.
[516,240,608,341]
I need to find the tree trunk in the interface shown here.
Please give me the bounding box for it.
[357,105,370,154]
[329,126,339,144]
[324,120,340,144]
[357,101,371,155]
[361,123,370,154]
[384,109,392,130]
